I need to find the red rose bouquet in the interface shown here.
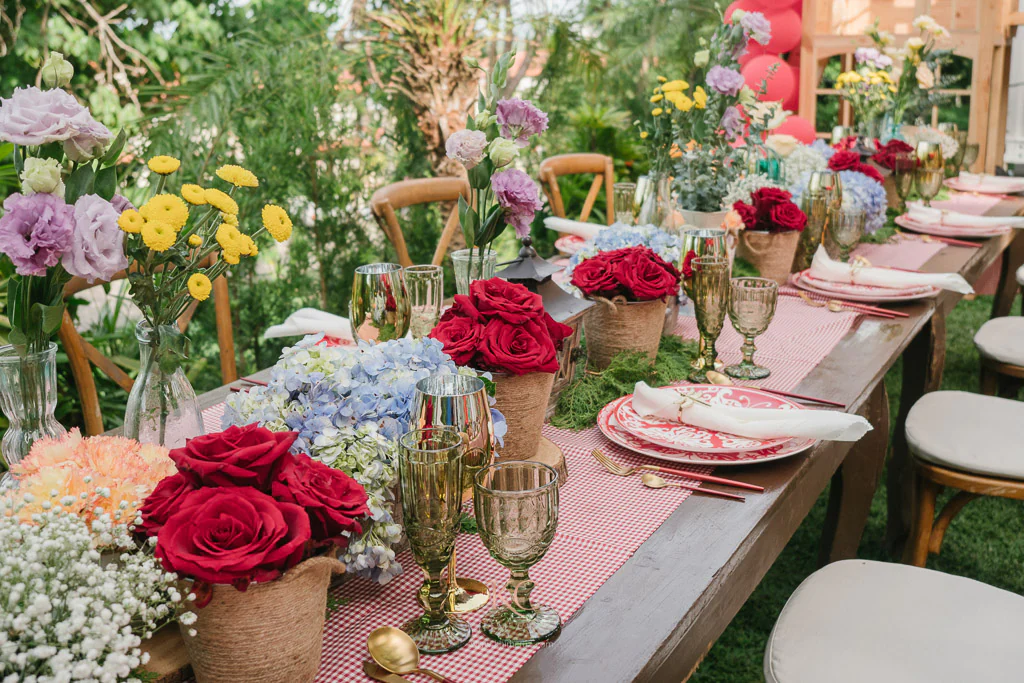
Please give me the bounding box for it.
[571,245,681,301]
[139,423,370,594]
[828,150,885,183]
[429,278,572,376]
[732,187,808,234]
[870,139,915,170]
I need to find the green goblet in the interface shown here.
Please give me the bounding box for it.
[688,255,731,383]
[725,277,778,380]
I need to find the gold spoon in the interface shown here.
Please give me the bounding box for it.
[367,627,450,682]
[705,369,733,386]
[797,292,847,313]
[641,472,745,502]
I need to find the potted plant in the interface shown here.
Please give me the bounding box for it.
[732,187,808,284]
[570,246,682,369]
[429,278,572,461]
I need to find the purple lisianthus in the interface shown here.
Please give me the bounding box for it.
[491,168,544,239]
[110,194,135,214]
[445,129,488,169]
[739,11,772,46]
[495,98,549,148]
[62,194,128,283]
[720,106,744,140]
[0,193,74,276]
[854,47,893,70]
[706,66,745,97]
[63,118,114,162]
[0,87,112,154]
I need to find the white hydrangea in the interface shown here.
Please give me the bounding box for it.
[783,144,829,185]
[0,498,185,683]
[722,173,784,208]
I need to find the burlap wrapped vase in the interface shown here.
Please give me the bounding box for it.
[491,371,555,461]
[734,229,801,285]
[584,296,666,370]
[181,555,345,683]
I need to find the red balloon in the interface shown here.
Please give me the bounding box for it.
[737,42,770,68]
[741,55,795,102]
[783,85,800,113]
[724,0,763,22]
[750,0,802,9]
[774,115,816,144]
[764,9,802,54]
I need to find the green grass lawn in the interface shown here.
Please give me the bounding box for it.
[692,294,1024,682]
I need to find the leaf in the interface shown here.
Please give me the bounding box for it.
[64,164,95,203]
[38,142,64,161]
[12,145,23,174]
[33,302,65,336]
[458,195,475,250]
[101,129,127,167]
[477,206,504,248]
[94,166,117,201]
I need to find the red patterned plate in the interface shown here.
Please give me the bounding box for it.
[791,271,940,303]
[614,384,797,453]
[598,396,817,465]
[555,234,586,255]
[894,215,1010,239]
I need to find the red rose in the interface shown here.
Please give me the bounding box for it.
[155,486,311,589]
[828,150,861,172]
[469,278,544,323]
[751,187,792,208]
[429,314,484,365]
[681,249,697,279]
[835,136,858,151]
[138,472,196,537]
[440,294,481,323]
[271,453,369,545]
[870,140,914,169]
[539,311,573,349]
[616,247,681,301]
[732,201,757,229]
[854,162,884,184]
[170,424,295,490]
[571,253,621,296]
[478,317,559,375]
[769,201,808,233]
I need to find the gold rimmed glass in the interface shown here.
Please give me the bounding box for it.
[825,208,866,262]
[474,461,560,646]
[682,228,728,370]
[725,277,778,380]
[892,151,918,213]
[961,142,980,171]
[915,141,944,207]
[398,427,471,654]
[613,182,638,225]
[945,130,969,178]
[792,170,842,272]
[350,263,411,342]
[688,255,731,383]
[404,265,444,339]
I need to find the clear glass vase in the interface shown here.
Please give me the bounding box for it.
[123,322,203,448]
[0,343,67,485]
[451,248,497,295]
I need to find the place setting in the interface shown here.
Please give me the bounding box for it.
[894,200,1023,239]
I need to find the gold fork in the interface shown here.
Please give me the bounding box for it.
[591,449,762,493]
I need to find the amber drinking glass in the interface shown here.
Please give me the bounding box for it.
[892,152,918,213]
[961,143,980,171]
[915,141,944,207]
[688,255,731,383]
[825,208,866,262]
[725,277,778,380]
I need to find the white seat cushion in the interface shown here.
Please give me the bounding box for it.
[974,316,1024,365]
[765,560,1024,683]
[906,390,1024,479]
[1017,263,1024,288]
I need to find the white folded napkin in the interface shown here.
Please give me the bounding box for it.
[907,201,1024,228]
[632,382,871,442]
[543,217,603,240]
[956,172,1024,191]
[809,246,973,294]
[264,308,353,341]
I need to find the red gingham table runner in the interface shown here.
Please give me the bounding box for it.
[192,236,949,681]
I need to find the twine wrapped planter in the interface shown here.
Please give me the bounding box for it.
[735,229,801,285]
[491,371,555,462]
[182,555,345,683]
[584,296,667,370]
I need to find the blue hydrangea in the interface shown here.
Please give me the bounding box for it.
[563,224,682,288]
[789,169,888,234]
[810,139,837,161]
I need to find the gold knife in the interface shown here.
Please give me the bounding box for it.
[363,660,414,683]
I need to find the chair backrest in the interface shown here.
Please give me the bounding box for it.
[370,177,472,268]
[59,254,237,435]
[538,153,615,225]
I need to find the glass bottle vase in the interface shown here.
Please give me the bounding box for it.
[0,343,67,484]
[451,248,497,295]
[123,322,203,448]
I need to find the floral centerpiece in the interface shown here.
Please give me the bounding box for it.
[828,149,885,184]
[901,125,959,159]
[430,279,572,461]
[138,423,367,683]
[444,49,547,292]
[871,139,916,170]
[0,52,129,472]
[564,225,682,283]
[866,16,953,127]
[791,169,888,234]
[119,157,294,447]
[571,246,682,368]
[732,187,808,283]
[834,56,896,143]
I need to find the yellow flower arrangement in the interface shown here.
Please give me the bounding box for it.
[204,188,239,215]
[139,194,189,230]
[661,79,689,93]
[147,156,181,175]
[141,221,176,252]
[118,209,144,234]
[181,184,207,205]
[216,164,259,188]
[261,204,293,242]
[187,273,212,301]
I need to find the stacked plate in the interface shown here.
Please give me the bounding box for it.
[597,384,817,466]
[894,214,1011,239]
[555,234,586,256]
[790,270,939,303]
[945,175,1024,195]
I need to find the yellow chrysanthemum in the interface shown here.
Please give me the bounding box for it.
[139,194,189,230]
[188,234,203,247]
[664,91,684,108]
[261,204,293,242]
[181,184,207,205]
[656,76,667,83]
[204,188,239,215]
[651,107,664,116]
[672,94,694,112]
[216,223,242,254]
[141,221,176,252]
[661,79,689,93]
[147,156,180,175]
[222,251,240,265]
[118,209,144,234]
[650,94,664,103]
[216,164,259,188]
[187,273,212,301]
[220,212,239,226]
[693,86,708,109]
[640,131,649,139]
[237,234,258,257]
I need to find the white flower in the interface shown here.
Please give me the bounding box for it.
[876,30,895,47]
[694,50,710,68]
[748,100,788,130]
[444,129,487,169]
[912,15,938,32]
[916,63,935,89]
[766,134,800,158]
[730,8,747,23]
[41,51,74,89]
[488,137,518,168]
[723,173,783,208]
[19,157,65,198]
[738,85,758,106]
[906,37,925,51]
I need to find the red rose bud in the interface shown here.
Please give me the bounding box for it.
[169,423,297,491]
[732,201,757,230]
[681,249,698,279]
[429,314,484,366]
[469,278,545,324]
[616,247,681,301]
[138,472,196,537]
[478,317,560,375]
[828,150,861,172]
[769,201,808,233]
[571,253,622,297]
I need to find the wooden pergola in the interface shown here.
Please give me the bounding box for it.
[798,0,1019,172]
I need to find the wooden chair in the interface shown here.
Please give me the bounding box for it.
[370,177,471,268]
[903,391,1024,568]
[975,264,1024,396]
[59,255,237,436]
[538,153,615,225]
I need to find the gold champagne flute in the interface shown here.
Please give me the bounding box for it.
[945,130,969,178]
[826,208,866,263]
[725,277,778,380]
[682,228,727,370]
[961,143,980,172]
[892,152,918,213]
[474,461,560,646]
[792,170,842,272]
[398,427,471,654]
[914,141,944,207]
[688,255,730,383]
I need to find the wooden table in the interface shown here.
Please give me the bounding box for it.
[142,198,1024,683]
